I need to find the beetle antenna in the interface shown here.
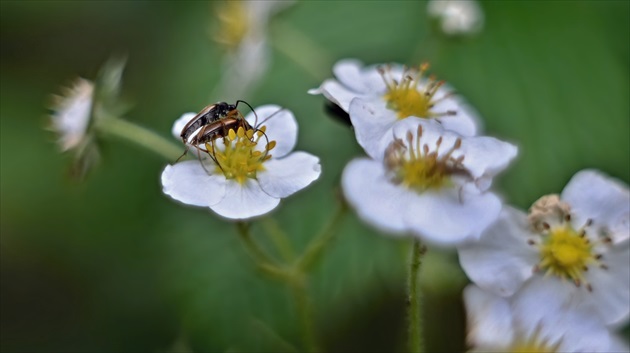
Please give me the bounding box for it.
[175,146,189,163]
[256,107,286,128]
[235,100,259,126]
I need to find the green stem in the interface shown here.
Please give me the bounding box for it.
[236,222,286,279]
[408,238,425,353]
[289,273,319,352]
[297,202,348,272]
[263,218,296,263]
[270,20,333,80]
[97,117,183,161]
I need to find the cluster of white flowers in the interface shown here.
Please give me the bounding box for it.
[312,59,629,352]
[311,59,516,246]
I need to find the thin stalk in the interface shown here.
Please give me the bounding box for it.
[297,202,348,272]
[408,238,426,353]
[97,117,183,161]
[235,222,286,279]
[263,218,296,263]
[289,274,319,352]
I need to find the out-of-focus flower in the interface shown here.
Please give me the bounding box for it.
[459,170,630,326]
[49,78,95,152]
[427,0,484,37]
[309,59,480,159]
[48,57,127,179]
[342,118,516,246]
[162,105,321,220]
[211,1,293,100]
[465,281,628,352]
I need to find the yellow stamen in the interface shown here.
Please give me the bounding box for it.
[384,124,467,192]
[206,125,274,184]
[380,62,457,120]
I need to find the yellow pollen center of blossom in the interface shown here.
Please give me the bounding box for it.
[509,340,557,353]
[381,63,455,120]
[207,126,274,184]
[385,126,466,192]
[214,1,249,50]
[538,225,595,284]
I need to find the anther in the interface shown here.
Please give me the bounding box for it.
[600,264,609,270]
[574,279,581,287]
[542,222,550,230]
[446,110,457,116]
[586,284,593,292]
[527,239,536,245]
[595,254,603,260]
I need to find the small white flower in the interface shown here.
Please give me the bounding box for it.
[212,1,293,100]
[310,59,481,159]
[162,105,321,220]
[49,78,94,151]
[427,0,484,37]
[459,170,630,326]
[341,118,516,246]
[465,282,628,352]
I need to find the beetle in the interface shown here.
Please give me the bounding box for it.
[176,100,257,162]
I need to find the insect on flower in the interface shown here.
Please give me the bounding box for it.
[176,100,258,162]
[179,101,283,174]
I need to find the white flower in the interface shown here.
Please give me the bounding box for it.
[162,105,321,220]
[341,118,517,246]
[459,170,630,326]
[212,1,293,101]
[427,0,484,37]
[309,59,481,159]
[49,78,94,151]
[465,282,628,352]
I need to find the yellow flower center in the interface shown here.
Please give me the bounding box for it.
[384,124,467,192]
[527,196,612,291]
[538,224,596,286]
[207,126,275,184]
[213,0,249,50]
[380,63,457,120]
[508,337,558,353]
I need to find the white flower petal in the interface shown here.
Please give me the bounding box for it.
[432,93,480,136]
[512,279,613,353]
[458,207,539,297]
[211,179,280,219]
[348,98,398,159]
[51,78,94,151]
[310,79,364,112]
[172,112,197,141]
[403,185,502,246]
[161,161,227,207]
[258,152,321,198]
[581,240,630,326]
[341,158,412,235]
[463,285,515,349]
[245,104,297,158]
[561,169,630,243]
[457,136,518,180]
[332,59,390,95]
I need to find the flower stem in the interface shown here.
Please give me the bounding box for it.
[288,273,319,352]
[97,117,183,161]
[297,201,348,272]
[408,238,426,353]
[235,222,286,279]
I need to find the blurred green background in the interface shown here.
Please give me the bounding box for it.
[1,1,628,352]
